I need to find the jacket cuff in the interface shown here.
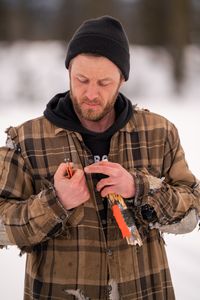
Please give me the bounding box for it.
[40,180,84,227]
[131,171,164,206]
[42,186,72,221]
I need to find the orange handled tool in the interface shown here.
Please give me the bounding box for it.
[107,193,143,246]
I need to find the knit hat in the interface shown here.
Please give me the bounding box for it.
[65,16,130,81]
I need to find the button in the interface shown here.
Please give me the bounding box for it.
[107,285,112,292]
[105,285,112,299]
[102,219,107,225]
[104,285,112,296]
[60,214,66,220]
[106,248,113,256]
[107,218,113,225]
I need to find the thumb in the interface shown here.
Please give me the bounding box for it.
[71,168,85,182]
[54,163,69,179]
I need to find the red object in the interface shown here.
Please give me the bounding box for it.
[66,162,73,178]
[112,204,131,238]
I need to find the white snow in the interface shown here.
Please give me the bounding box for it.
[0,42,200,300]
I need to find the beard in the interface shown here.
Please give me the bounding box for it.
[70,84,120,122]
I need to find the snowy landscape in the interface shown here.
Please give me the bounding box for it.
[0,42,200,299]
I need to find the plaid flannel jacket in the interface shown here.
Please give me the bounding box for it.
[0,106,199,300]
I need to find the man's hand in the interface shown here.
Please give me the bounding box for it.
[84,161,135,198]
[54,163,90,210]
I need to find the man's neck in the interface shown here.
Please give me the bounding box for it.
[78,109,115,133]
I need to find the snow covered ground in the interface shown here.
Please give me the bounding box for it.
[0,42,200,300]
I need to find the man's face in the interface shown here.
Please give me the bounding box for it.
[69,54,124,122]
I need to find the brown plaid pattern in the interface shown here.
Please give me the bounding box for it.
[0,107,199,299]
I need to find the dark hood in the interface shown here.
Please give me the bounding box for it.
[43,91,133,138]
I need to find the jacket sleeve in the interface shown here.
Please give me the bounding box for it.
[0,145,82,249]
[132,122,200,230]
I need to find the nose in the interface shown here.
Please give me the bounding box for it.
[85,83,99,100]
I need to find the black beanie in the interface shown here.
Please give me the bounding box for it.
[65,16,130,81]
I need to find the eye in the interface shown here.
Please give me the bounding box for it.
[76,75,88,84]
[99,80,111,87]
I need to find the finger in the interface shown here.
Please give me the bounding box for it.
[71,169,86,184]
[101,186,116,198]
[94,161,119,167]
[84,164,117,177]
[96,177,113,191]
[86,161,119,168]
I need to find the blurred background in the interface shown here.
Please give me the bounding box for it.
[0,1,200,299]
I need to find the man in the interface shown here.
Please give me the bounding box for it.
[0,16,199,300]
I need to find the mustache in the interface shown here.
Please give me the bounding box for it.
[81,97,101,105]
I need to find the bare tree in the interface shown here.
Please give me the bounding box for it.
[141,0,190,88]
[166,0,190,86]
